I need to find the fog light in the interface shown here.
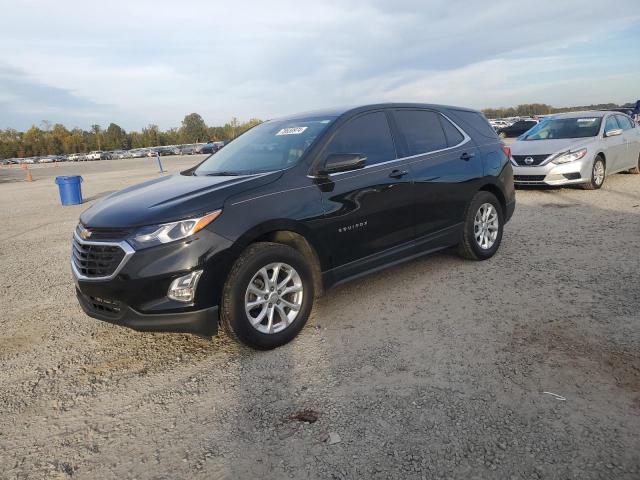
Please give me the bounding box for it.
[168,270,203,303]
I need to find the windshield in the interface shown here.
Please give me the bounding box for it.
[195,116,336,175]
[523,117,602,140]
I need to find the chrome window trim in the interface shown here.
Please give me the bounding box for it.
[71,231,135,282]
[323,112,471,177]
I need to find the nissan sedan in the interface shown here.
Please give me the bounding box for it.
[511,111,640,189]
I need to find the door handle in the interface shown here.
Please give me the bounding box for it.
[460,152,475,161]
[389,169,409,179]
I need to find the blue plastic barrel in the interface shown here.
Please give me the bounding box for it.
[55,175,83,205]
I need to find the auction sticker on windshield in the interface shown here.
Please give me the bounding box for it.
[276,127,308,135]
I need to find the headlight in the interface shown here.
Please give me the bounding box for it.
[129,210,221,249]
[551,148,587,165]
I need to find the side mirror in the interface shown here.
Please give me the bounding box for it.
[319,153,366,175]
[604,128,623,138]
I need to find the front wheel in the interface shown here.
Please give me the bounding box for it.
[458,191,504,261]
[220,242,314,349]
[582,156,606,190]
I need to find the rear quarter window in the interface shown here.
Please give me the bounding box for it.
[440,116,465,147]
[446,109,498,140]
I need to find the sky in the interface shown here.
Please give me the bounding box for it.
[1,0,639,131]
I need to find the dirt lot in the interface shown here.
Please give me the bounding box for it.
[1,156,639,479]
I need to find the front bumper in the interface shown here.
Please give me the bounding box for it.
[72,227,234,336]
[76,288,218,335]
[512,157,592,186]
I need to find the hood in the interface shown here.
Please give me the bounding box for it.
[80,171,282,228]
[511,137,595,156]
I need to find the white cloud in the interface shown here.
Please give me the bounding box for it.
[0,0,639,129]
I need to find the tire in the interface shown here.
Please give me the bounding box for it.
[220,242,314,349]
[458,191,504,261]
[629,153,640,174]
[582,155,606,190]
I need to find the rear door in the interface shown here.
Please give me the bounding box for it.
[315,110,416,275]
[615,114,640,169]
[390,108,483,241]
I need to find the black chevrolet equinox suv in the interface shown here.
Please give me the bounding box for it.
[73,103,515,349]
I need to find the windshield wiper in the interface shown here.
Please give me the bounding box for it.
[203,171,242,176]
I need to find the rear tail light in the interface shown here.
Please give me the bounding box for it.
[501,143,516,166]
[501,143,512,159]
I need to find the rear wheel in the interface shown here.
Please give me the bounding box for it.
[629,153,640,174]
[582,156,606,190]
[458,191,504,260]
[220,242,314,349]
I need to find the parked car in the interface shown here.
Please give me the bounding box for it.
[128,149,148,158]
[41,155,66,163]
[496,119,538,138]
[108,150,125,159]
[179,144,199,155]
[146,148,163,157]
[199,141,225,154]
[71,103,515,349]
[86,151,110,161]
[156,147,180,156]
[510,111,640,188]
[490,120,510,131]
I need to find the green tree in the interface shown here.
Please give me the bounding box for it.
[90,124,102,150]
[141,124,160,147]
[160,128,180,146]
[104,123,128,150]
[22,126,44,156]
[0,128,21,159]
[180,113,208,143]
[50,124,70,154]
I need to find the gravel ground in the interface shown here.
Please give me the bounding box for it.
[1,156,639,479]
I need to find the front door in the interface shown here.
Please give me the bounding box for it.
[603,115,627,172]
[314,110,415,278]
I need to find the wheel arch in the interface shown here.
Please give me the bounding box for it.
[230,221,326,297]
[478,183,507,215]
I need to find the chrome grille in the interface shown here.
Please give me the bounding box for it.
[76,223,131,241]
[512,154,550,166]
[72,236,131,279]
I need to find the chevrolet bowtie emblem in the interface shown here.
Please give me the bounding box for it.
[79,227,92,239]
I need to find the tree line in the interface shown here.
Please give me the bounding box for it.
[481,102,634,119]
[0,113,261,159]
[3,102,636,159]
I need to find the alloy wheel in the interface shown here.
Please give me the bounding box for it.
[474,203,499,250]
[244,262,304,334]
[593,159,605,186]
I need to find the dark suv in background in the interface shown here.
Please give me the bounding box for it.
[497,119,538,138]
[72,103,515,349]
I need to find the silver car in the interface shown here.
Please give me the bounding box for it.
[511,111,640,189]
